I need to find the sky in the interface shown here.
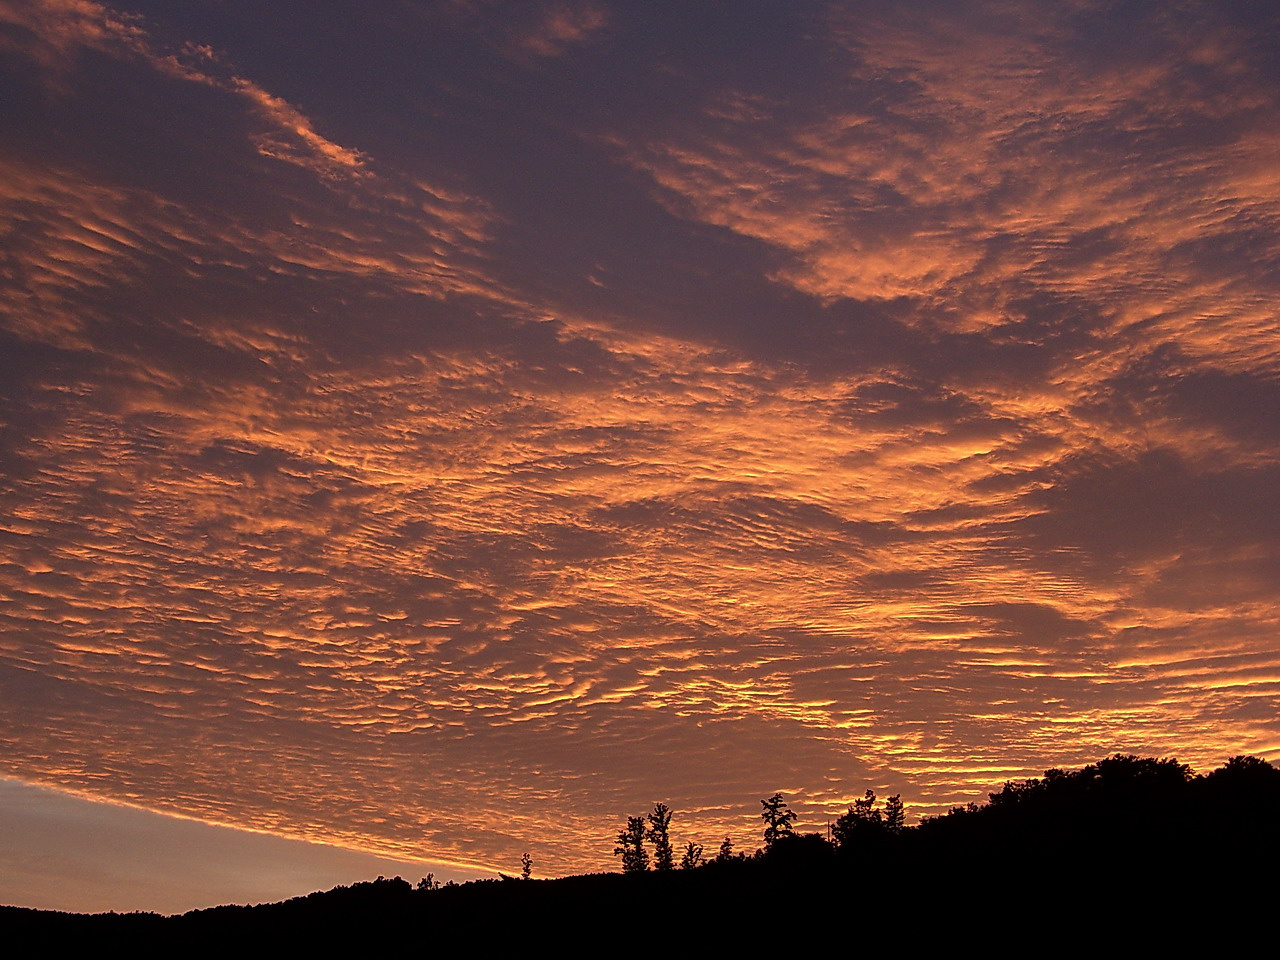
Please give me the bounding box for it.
[2,0,1279,913]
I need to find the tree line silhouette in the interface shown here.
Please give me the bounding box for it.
[6,753,1277,944]
[609,752,1280,874]
[612,786,905,873]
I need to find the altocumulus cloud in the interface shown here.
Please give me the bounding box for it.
[1,0,1278,877]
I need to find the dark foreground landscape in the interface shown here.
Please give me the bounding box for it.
[6,754,1277,946]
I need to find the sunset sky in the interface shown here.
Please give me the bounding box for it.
[3,0,1279,913]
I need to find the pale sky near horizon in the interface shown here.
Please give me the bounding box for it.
[0,778,487,914]
[2,0,1279,911]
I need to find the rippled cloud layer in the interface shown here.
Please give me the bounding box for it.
[2,0,1278,878]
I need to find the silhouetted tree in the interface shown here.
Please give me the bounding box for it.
[884,793,905,834]
[1200,754,1280,840]
[716,835,735,862]
[760,793,796,849]
[520,852,532,880]
[416,873,438,891]
[1208,754,1279,784]
[988,754,1193,813]
[1211,754,1279,781]
[833,790,884,849]
[647,802,675,871]
[614,815,649,873]
[765,831,834,867]
[680,841,705,870]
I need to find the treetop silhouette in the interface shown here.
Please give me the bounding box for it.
[647,802,674,871]
[613,815,648,873]
[760,793,797,850]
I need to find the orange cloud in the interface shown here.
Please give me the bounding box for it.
[517,1,608,58]
[2,0,1278,882]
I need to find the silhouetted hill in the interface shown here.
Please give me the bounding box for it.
[6,754,1277,946]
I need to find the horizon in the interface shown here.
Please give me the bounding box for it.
[2,0,1279,913]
